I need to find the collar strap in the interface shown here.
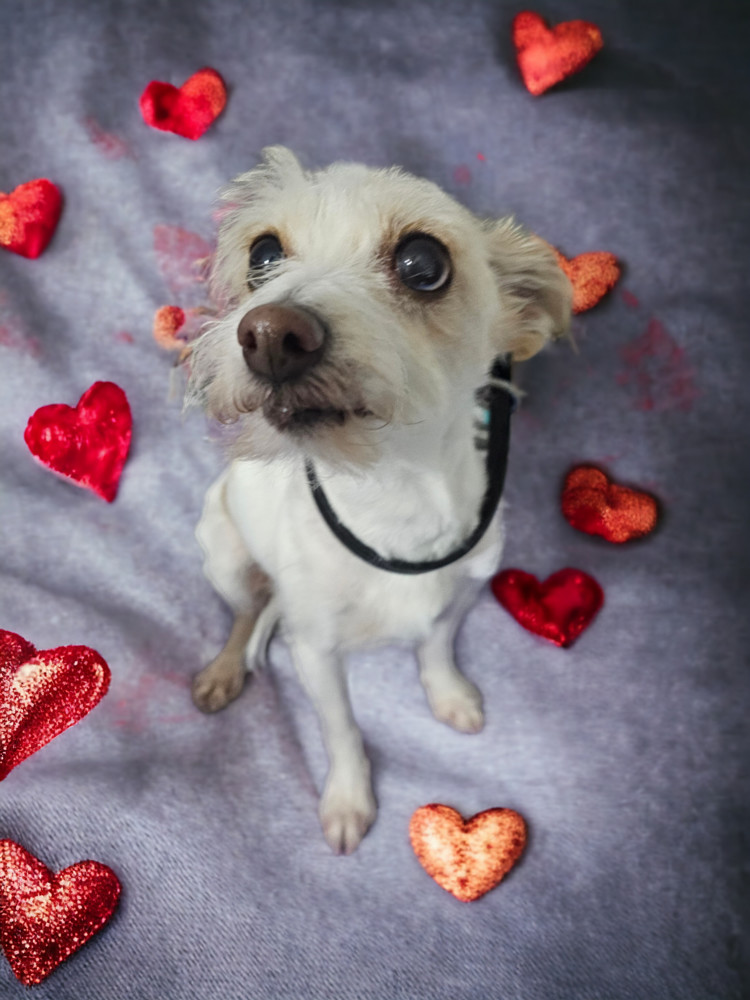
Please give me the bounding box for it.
[305,356,515,575]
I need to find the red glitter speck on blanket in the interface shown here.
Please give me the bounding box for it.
[452,165,471,185]
[110,671,191,733]
[153,224,213,294]
[112,675,157,734]
[621,288,640,309]
[616,318,699,412]
[82,117,132,160]
[0,323,42,358]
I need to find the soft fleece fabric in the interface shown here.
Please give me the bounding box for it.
[0,1,748,997]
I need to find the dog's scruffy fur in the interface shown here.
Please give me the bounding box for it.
[188,147,571,854]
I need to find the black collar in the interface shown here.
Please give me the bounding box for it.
[304,357,515,575]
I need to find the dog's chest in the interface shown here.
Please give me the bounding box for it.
[327,568,461,647]
[225,459,502,647]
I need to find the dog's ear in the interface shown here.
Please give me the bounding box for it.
[219,146,305,207]
[486,219,572,361]
[255,145,305,183]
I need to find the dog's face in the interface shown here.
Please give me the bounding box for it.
[189,146,571,463]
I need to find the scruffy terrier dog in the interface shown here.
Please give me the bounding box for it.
[188,147,571,854]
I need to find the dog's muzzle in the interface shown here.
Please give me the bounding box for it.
[237,303,327,383]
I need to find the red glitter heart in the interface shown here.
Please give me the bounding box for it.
[409,805,527,902]
[0,629,110,780]
[0,179,62,259]
[552,248,620,313]
[0,840,120,986]
[24,381,132,502]
[139,67,227,139]
[491,567,604,647]
[562,466,659,543]
[512,11,603,96]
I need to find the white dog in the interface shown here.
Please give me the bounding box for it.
[188,147,571,854]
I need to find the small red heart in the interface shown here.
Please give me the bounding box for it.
[0,629,110,780]
[491,567,604,647]
[512,11,603,96]
[153,304,186,349]
[552,248,620,313]
[0,179,62,259]
[0,840,120,985]
[409,805,527,902]
[139,67,227,140]
[24,381,132,502]
[562,466,659,543]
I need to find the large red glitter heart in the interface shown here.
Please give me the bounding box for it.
[552,248,620,314]
[512,11,603,96]
[562,466,659,543]
[409,805,527,902]
[491,567,604,647]
[24,381,132,502]
[0,629,110,781]
[0,179,62,259]
[139,67,227,139]
[0,840,120,986]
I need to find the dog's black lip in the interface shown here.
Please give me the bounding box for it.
[262,397,348,432]
[287,407,348,429]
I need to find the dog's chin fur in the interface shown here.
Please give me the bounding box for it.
[240,358,372,435]
[254,379,383,469]
[207,406,396,470]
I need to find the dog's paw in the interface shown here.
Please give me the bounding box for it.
[191,656,247,713]
[426,675,485,734]
[319,774,377,855]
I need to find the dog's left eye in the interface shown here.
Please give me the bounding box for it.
[394,234,451,292]
[248,234,285,286]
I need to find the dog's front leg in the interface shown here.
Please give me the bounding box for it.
[192,606,268,713]
[292,640,376,854]
[417,587,484,734]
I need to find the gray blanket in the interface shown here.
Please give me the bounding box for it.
[1,0,747,996]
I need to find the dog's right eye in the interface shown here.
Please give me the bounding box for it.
[394,233,451,293]
[248,234,285,287]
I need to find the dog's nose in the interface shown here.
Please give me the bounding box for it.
[237,304,326,382]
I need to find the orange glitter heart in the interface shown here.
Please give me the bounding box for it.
[0,179,62,259]
[139,67,227,139]
[0,629,110,780]
[562,466,659,543]
[409,804,527,902]
[153,304,186,349]
[552,248,621,313]
[0,840,120,986]
[512,11,603,96]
